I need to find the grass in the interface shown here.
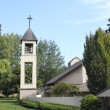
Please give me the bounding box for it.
[0,100,33,110]
[0,99,80,110]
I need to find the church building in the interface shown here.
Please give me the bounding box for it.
[43,57,89,96]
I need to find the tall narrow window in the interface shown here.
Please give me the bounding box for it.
[25,62,32,84]
[25,43,33,54]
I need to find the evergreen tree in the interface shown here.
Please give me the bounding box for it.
[83,28,110,94]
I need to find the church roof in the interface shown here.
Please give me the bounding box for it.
[97,87,110,97]
[46,60,83,85]
[21,28,37,42]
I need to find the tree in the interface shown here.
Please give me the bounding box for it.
[0,72,12,97]
[0,35,66,96]
[83,28,110,94]
[0,36,11,96]
[80,94,102,110]
[51,82,79,96]
[0,35,11,60]
[37,39,66,87]
[0,59,11,74]
[0,34,21,96]
[0,59,11,95]
[6,34,21,94]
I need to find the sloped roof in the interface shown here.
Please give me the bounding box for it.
[97,87,110,97]
[46,60,83,85]
[21,28,37,41]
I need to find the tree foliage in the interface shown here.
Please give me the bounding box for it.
[80,94,102,110]
[51,82,79,96]
[0,59,11,74]
[0,34,21,97]
[0,35,65,96]
[83,28,110,94]
[37,39,66,87]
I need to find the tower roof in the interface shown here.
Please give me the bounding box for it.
[21,28,37,42]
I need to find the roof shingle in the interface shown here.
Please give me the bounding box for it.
[21,28,37,41]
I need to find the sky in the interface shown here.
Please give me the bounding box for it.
[0,0,110,65]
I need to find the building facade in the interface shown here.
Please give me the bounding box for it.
[44,57,89,96]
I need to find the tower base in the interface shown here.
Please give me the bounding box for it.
[20,88,36,99]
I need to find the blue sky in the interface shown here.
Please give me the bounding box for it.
[0,0,110,65]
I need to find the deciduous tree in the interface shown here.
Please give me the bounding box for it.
[37,39,66,87]
[0,34,21,97]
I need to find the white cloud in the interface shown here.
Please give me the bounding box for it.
[66,17,104,25]
[80,0,106,5]
[80,0,110,9]
[71,0,110,25]
[65,0,110,25]
[66,10,110,25]
[93,1,110,9]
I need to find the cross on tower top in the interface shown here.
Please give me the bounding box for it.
[27,15,32,28]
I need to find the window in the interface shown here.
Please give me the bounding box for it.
[25,43,33,54]
[25,62,32,84]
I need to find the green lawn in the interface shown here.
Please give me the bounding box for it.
[0,99,80,110]
[0,100,33,110]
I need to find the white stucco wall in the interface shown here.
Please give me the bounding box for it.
[28,96,82,107]
[20,89,36,99]
[82,66,88,83]
[20,40,37,99]
[59,66,84,84]
[20,40,37,89]
[20,56,36,89]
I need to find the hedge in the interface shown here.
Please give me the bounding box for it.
[40,102,80,110]
[19,99,40,109]
[19,99,80,110]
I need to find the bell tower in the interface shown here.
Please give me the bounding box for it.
[20,15,37,99]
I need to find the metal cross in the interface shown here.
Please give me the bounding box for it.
[0,24,2,36]
[27,15,32,28]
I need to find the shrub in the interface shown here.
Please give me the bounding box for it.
[19,99,40,109]
[67,84,79,96]
[19,99,80,110]
[80,94,102,110]
[51,82,79,96]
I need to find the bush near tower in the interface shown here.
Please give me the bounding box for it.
[80,94,102,110]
